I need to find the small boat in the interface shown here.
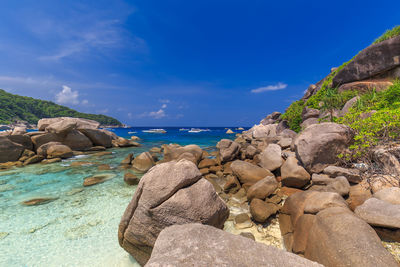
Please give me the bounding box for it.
[142,129,166,133]
[188,128,202,133]
[179,128,189,131]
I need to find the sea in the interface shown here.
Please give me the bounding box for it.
[0,127,246,267]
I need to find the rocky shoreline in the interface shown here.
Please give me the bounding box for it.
[114,119,400,266]
[115,32,400,266]
[0,117,139,170]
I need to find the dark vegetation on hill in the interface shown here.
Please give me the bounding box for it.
[0,89,122,126]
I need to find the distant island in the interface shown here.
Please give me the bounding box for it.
[0,89,122,127]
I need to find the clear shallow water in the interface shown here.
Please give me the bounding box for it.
[0,127,243,267]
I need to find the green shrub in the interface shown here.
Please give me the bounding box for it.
[373,25,400,44]
[306,59,353,109]
[338,80,400,161]
[281,100,305,133]
[339,108,400,161]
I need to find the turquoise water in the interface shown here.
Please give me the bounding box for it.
[0,127,242,267]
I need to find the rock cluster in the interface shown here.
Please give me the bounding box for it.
[0,117,138,168]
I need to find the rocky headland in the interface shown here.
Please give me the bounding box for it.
[116,27,400,266]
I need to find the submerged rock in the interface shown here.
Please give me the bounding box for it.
[83,173,115,186]
[124,172,139,185]
[22,197,58,206]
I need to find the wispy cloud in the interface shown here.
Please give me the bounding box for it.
[38,19,146,61]
[251,82,287,93]
[148,109,166,119]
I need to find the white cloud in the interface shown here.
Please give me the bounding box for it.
[251,82,287,93]
[55,85,80,105]
[82,99,89,105]
[148,109,166,119]
[159,99,170,103]
[161,104,167,109]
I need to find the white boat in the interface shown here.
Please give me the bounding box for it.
[142,129,166,133]
[188,128,202,133]
[179,128,190,131]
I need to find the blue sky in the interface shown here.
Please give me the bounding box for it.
[0,0,399,126]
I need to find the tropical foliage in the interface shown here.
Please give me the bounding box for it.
[338,80,400,161]
[0,89,122,126]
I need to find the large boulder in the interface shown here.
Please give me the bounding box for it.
[79,129,113,148]
[281,157,310,188]
[258,144,283,171]
[11,126,27,135]
[355,198,400,229]
[0,136,24,163]
[332,35,400,87]
[216,139,240,163]
[31,133,61,150]
[347,184,372,211]
[7,135,33,150]
[260,111,281,125]
[302,107,320,121]
[37,142,63,158]
[62,130,93,151]
[231,160,273,185]
[310,175,351,196]
[37,117,100,131]
[131,152,155,173]
[46,144,73,159]
[338,80,393,93]
[118,160,229,265]
[323,166,362,184]
[146,224,322,267]
[294,123,354,173]
[246,176,278,201]
[162,144,203,164]
[303,192,348,214]
[374,187,400,205]
[248,124,277,139]
[305,207,398,267]
[250,198,280,223]
[45,119,77,135]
